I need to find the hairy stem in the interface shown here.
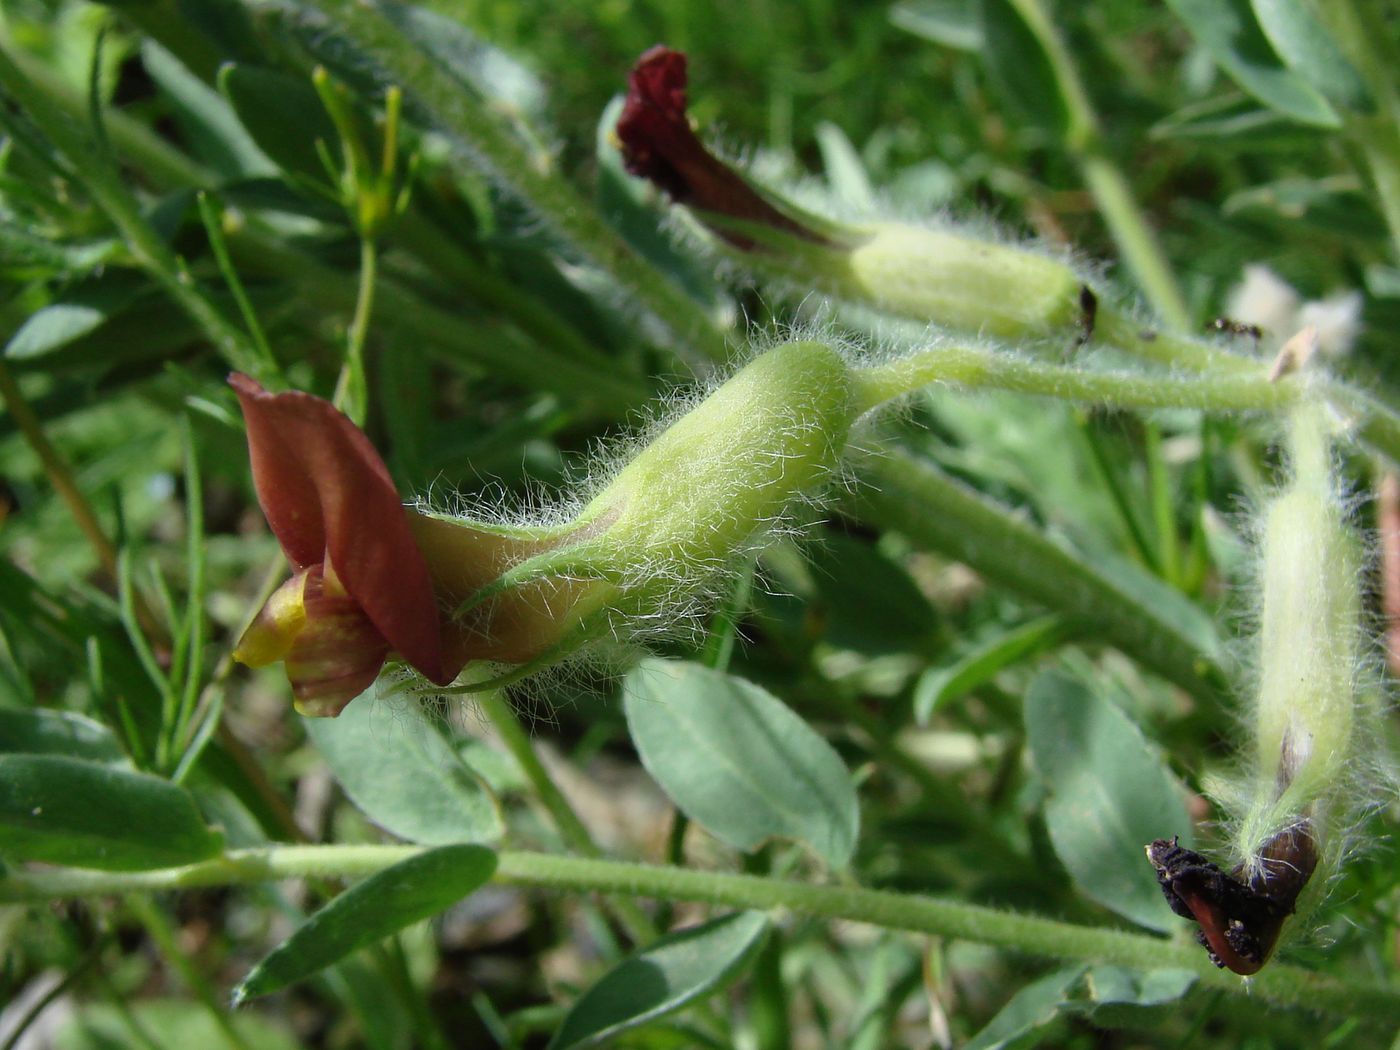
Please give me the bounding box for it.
[1,847,1394,1022]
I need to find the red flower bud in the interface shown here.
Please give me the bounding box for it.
[617,46,828,250]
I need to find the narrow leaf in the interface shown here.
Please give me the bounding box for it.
[550,912,770,1050]
[1250,0,1371,112]
[0,754,223,870]
[1025,671,1193,932]
[0,708,125,764]
[965,966,1084,1050]
[624,660,859,868]
[978,0,1068,134]
[217,64,338,180]
[1162,0,1341,127]
[914,614,1066,723]
[235,844,497,1002]
[304,696,503,846]
[890,0,983,51]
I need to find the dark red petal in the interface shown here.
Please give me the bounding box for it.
[285,566,392,717]
[617,46,823,248]
[230,374,447,684]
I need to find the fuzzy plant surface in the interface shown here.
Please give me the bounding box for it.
[0,2,1398,1049]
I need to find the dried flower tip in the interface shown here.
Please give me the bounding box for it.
[1145,827,1314,976]
[616,46,832,250]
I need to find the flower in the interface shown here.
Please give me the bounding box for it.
[229,374,452,716]
[617,46,832,250]
[231,340,862,714]
[615,48,1085,339]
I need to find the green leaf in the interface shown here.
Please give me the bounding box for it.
[234,844,496,1002]
[890,0,983,52]
[1250,0,1371,112]
[549,912,771,1050]
[978,0,1068,135]
[304,696,503,846]
[1162,0,1341,127]
[142,39,275,178]
[1077,965,1196,1008]
[0,708,125,764]
[1024,672,1193,932]
[0,754,223,870]
[623,660,859,868]
[372,0,547,119]
[1063,966,1197,1029]
[815,121,877,213]
[965,966,1084,1050]
[852,451,1224,699]
[0,220,118,280]
[914,615,1066,724]
[217,63,338,180]
[4,272,147,361]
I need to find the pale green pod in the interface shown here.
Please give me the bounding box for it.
[1238,404,1361,871]
[835,224,1084,338]
[579,340,857,598]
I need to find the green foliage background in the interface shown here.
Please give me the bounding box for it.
[0,1,1397,1047]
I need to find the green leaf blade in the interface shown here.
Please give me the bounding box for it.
[304,697,503,846]
[0,754,223,870]
[234,844,497,1003]
[1163,0,1342,126]
[549,912,771,1050]
[1024,671,1193,932]
[624,660,859,868]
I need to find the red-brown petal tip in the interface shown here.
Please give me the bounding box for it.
[616,47,823,250]
[230,375,448,685]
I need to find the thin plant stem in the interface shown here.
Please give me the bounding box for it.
[194,192,280,377]
[295,0,730,366]
[1,847,1395,1022]
[334,237,377,425]
[851,345,1295,417]
[0,362,118,581]
[476,692,655,944]
[1005,0,1189,327]
[124,896,254,1050]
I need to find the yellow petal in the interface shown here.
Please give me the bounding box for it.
[233,571,311,668]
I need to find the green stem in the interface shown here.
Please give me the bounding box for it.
[1006,0,1189,327]
[334,237,377,425]
[296,0,730,365]
[851,345,1293,417]
[1094,306,1259,374]
[1,847,1393,1022]
[476,693,655,944]
[851,346,1400,467]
